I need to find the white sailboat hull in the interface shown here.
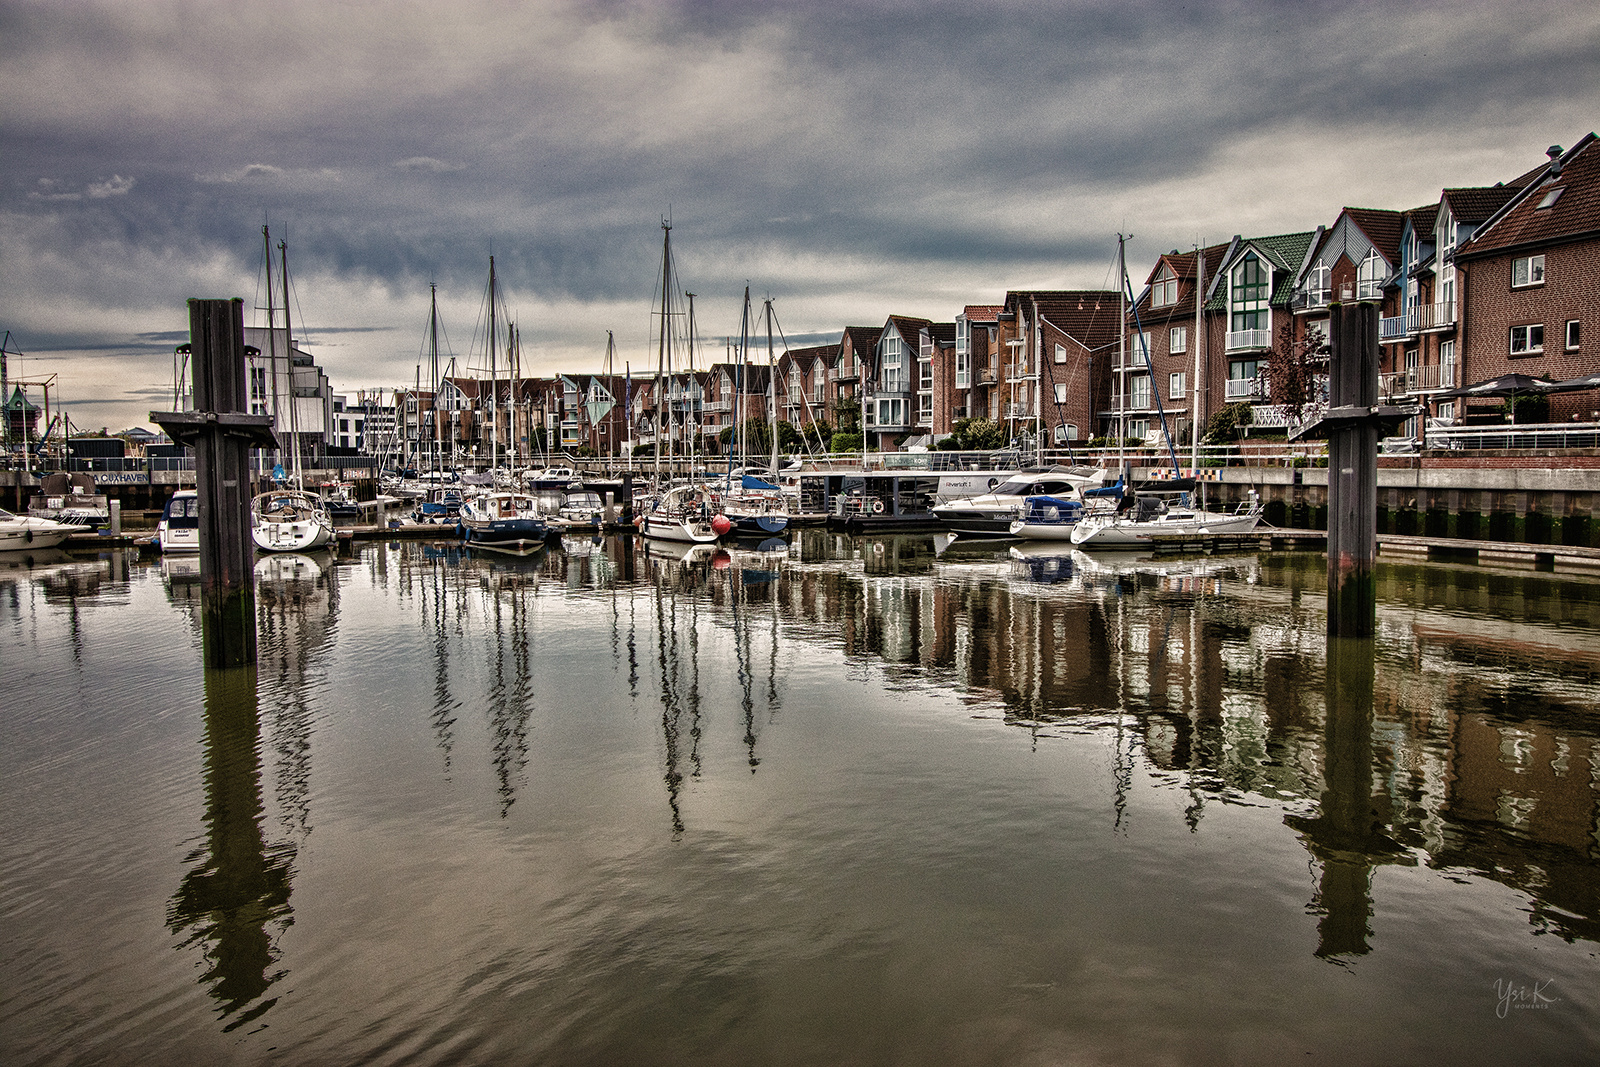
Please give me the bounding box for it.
[1069,507,1262,547]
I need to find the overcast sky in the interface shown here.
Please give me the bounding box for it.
[3,0,1597,433]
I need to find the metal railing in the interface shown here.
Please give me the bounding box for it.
[1226,328,1272,352]
[1381,363,1456,396]
[1225,378,1266,400]
[1426,422,1600,451]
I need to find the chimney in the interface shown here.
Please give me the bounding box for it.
[1547,144,1564,177]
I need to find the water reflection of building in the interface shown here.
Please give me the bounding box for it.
[764,538,1600,953]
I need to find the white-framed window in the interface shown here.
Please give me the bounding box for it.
[919,356,932,389]
[876,397,906,426]
[1357,249,1385,299]
[1169,372,1186,399]
[917,393,933,421]
[1055,343,1067,364]
[1054,422,1078,443]
[1509,323,1544,355]
[1567,320,1581,350]
[1307,263,1331,305]
[1439,340,1456,387]
[1053,383,1068,403]
[1127,331,1151,366]
[1169,327,1187,354]
[1130,374,1151,409]
[1151,266,1178,308]
[1127,418,1150,439]
[1231,252,1269,331]
[1512,255,1545,288]
[880,333,905,391]
[955,317,970,387]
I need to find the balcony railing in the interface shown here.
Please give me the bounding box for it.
[1226,329,1272,352]
[978,368,998,385]
[1225,378,1266,401]
[1382,301,1457,341]
[1003,402,1034,418]
[1381,362,1457,396]
[702,399,732,413]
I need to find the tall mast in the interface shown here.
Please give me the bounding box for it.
[1191,243,1206,473]
[1032,296,1041,460]
[262,225,280,480]
[429,282,441,473]
[766,298,779,473]
[605,330,617,460]
[1117,234,1127,477]
[655,219,671,483]
[685,294,698,467]
[487,256,498,474]
[278,238,303,485]
[737,286,751,471]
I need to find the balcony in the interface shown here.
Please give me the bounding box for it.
[1383,301,1457,342]
[1417,300,1456,332]
[702,399,732,413]
[1225,378,1266,401]
[1003,402,1034,418]
[1225,329,1272,352]
[978,368,998,385]
[1380,362,1457,396]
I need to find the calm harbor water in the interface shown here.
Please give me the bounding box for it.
[2,532,1598,1065]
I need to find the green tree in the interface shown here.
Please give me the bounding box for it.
[948,417,1007,450]
[1204,403,1254,444]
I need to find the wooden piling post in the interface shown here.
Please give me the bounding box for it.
[152,299,278,668]
[1326,302,1380,636]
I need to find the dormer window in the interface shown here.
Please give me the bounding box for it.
[1308,264,1331,305]
[1231,253,1268,330]
[1151,266,1178,308]
[1357,250,1385,299]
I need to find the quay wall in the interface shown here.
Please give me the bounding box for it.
[1148,452,1600,548]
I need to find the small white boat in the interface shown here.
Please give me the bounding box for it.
[1069,488,1262,548]
[155,490,201,553]
[0,507,78,551]
[1007,495,1091,541]
[29,473,110,529]
[638,484,729,544]
[252,488,335,552]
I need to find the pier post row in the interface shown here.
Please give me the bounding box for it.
[151,298,278,668]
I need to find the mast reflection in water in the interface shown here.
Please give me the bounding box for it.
[1,533,1597,1064]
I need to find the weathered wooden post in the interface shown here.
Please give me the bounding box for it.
[1295,301,1417,637]
[152,299,278,668]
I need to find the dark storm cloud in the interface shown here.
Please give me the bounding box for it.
[2,0,1596,430]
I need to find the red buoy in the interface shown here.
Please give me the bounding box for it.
[710,515,733,536]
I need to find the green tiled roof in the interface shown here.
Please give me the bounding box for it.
[1202,230,1317,310]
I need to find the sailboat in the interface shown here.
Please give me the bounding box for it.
[1068,235,1260,548]
[458,257,548,554]
[252,228,334,553]
[718,298,792,537]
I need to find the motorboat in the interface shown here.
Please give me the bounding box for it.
[931,466,1107,536]
[29,472,110,529]
[155,490,200,553]
[0,507,78,551]
[317,481,362,523]
[719,474,790,536]
[458,489,550,554]
[252,488,336,552]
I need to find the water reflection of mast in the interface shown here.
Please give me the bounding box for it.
[732,564,759,773]
[654,582,686,833]
[426,555,457,772]
[255,552,337,837]
[485,577,535,817]
[167,664,295,1032]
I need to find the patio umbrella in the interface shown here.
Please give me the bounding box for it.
[1544,371,1600,393]
[1434,373,1557,423]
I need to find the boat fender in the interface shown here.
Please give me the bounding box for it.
[711,515,733,537]
[25,530,33,543]
[455,523,466,540]
[871,499,885,514]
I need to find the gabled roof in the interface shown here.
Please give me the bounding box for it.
[1006,289,1122,348]
[884,315,933,344]
[1342,208,1405,265]
[961,305,1004,322]
[1205,231,1319,309]
[1458,133,1600,259]
[1440,185,1523,225]
[839,326,883,361]
[1131,244,1230,320]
